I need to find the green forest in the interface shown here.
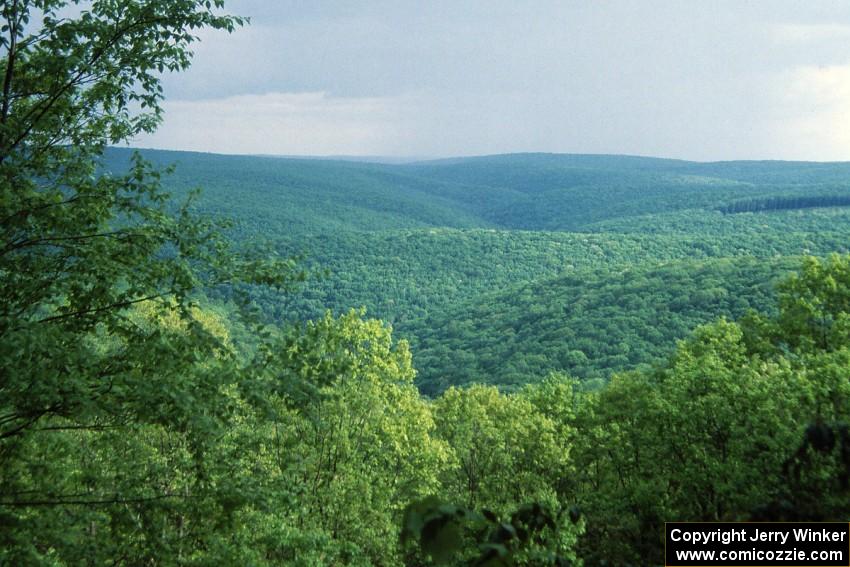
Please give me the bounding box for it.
[4,1,850,566]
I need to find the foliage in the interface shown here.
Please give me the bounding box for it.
[720,194,850,214]
[0,1,296,563]
[402,497,581,566]
[5,2,850,564]
[103,148,850,391]
[569,254,850,564]
[413,257,793,394]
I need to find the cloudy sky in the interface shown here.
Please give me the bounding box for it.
[132,1,850,161]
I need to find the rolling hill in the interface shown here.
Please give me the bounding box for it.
[105,147,850,390]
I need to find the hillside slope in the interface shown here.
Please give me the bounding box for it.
[410,257,798,394]
[107,148,850,390]
[108,148,850,234]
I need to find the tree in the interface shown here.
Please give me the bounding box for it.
[402,377,583,565]
[435,385,550,511]
[261,310,449,564]
[0,0,253,443]
[0,1,296,562]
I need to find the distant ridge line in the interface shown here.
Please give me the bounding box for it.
[116,146,850,166]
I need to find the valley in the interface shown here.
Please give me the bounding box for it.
[105,148,850,392]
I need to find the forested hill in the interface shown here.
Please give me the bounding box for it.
[410,256,798,395]
[105,146,850,390]
[105,147,850,233]
[17,7,850,564]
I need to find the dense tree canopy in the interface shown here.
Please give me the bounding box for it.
[0,1,295,562]
[3,2,850,566]
[0,0,250,446]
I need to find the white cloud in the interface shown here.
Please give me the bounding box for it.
[770,23,850,44]
[133,2,850,160]
[785,64,850,102]
[133,92,411,156]
[766,64,850,160]
[135,68,850,162]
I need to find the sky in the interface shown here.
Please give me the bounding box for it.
[132,1,850,161]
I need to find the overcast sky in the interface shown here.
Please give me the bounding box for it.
[131,1,850,161]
